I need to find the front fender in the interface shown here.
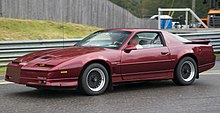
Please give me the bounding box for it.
[52,51,121,78]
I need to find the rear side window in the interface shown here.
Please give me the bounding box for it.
[168,32,191,43]
[135,32,164,48]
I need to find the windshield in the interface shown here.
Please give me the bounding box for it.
[169,32,191,43]
[75,30,131,49]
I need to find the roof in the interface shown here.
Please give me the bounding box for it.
[208,9,220,15]
[150,15,172,19]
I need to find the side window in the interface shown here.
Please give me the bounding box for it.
[136,32,164,48]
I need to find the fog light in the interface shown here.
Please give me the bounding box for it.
[6,75,10,79]
[41,80,46,84]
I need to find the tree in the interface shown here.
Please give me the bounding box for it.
[109,0,209,18]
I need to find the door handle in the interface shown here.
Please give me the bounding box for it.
[161,52,169,55]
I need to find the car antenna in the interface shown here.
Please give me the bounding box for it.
[63,21,65,48]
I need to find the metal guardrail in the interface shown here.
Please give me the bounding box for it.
[177,32,220,53]
[0,32,220,67]
[0,39,81,66]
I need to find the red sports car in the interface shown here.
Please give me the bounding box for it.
[5,29,216,95]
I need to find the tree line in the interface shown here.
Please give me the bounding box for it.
[109,0,209,19]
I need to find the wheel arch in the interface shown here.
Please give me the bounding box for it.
[178,53,198,65]
[79,59,113,90]
[175,53,199,78]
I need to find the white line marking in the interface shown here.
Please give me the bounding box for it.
[200,73,220,75]
[0,80,13,85]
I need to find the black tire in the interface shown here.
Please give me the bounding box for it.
[173,57,198,86]
[79,63,109,95]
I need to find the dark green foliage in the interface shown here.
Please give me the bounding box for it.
[109,0,209,18]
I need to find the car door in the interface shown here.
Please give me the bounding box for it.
[120,32,174,80]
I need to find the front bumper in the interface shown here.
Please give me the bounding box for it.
[5,65,78,87]
[5,75,78,87]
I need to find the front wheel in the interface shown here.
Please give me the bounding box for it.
[173,57,198,85]
[79,63,109,95]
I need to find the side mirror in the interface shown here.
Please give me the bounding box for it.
[124,45,137,52]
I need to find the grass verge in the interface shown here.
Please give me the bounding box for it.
[0,18,102,41]
[0,67,6,75]
[215,54,220,57]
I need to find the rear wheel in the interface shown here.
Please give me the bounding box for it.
[79,63,109,95]
[173,57,197,85]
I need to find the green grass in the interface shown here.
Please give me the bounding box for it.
[0,18,102,74]
[216,54,220,57]
[0,67,6,75]
[0,18,102,41]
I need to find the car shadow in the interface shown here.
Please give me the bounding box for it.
[6,88,82,99]
[112,80,176,92]
[6,80,202,98]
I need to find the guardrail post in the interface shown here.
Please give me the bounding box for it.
[185,11,188,28]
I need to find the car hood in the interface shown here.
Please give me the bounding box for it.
[14,46,111,65]
[38,46,107,58]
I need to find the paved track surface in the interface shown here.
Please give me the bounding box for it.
[0,61,219,113]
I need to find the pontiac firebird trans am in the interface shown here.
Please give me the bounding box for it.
[5,29,215,95]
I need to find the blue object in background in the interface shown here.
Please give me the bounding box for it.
[150,15,173,29]
[161,19,172,29]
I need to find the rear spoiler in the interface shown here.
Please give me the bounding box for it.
[185,40,210,44]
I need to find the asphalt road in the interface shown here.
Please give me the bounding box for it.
[0,61,220,113]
